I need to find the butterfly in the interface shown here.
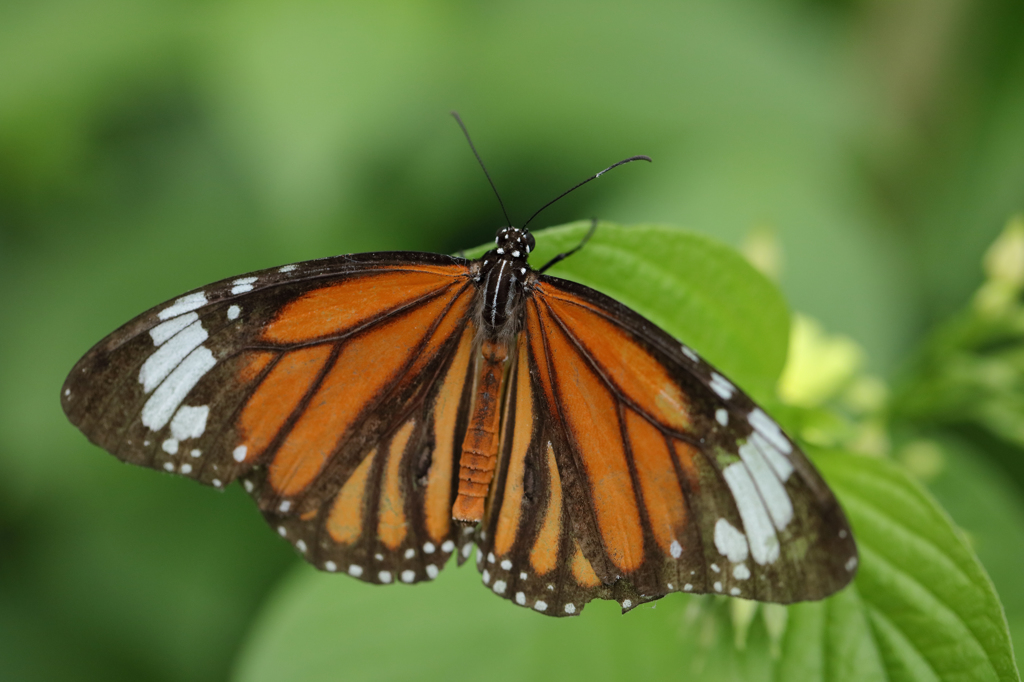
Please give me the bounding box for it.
[61,119,857,617]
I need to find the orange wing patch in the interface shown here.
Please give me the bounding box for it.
[493,337,534,557]
[267,292,455,497]
[672,440,702,493]
[378,419,416,550]
[570,540,601,588]
[541,304,644,574]
[423,326,475,544]
[327,448,377,544]
[238,350,275,383]
[625,409,687,557]
[237,345,333,463]
[406,285,475,379]
[263,269,464,344]
[529,442,563,576]
[542,292,692,433]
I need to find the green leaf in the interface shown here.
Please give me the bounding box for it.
[912,435,1024,661]
[808,449,1020,682]
[232,450,1019,682]
[466,221,791,402]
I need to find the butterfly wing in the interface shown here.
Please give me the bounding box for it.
[62,252,480,582]
[473,274,857,616]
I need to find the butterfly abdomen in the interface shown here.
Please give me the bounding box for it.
[452,338,510,522]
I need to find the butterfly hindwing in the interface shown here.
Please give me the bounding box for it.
[253,322,480,583]
[474,275,857,616]
[62,253,483,582]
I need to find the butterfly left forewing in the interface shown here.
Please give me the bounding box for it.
[63,253,485,580]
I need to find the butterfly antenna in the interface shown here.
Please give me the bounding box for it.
[520,155,651,232]
[451,112,513,228]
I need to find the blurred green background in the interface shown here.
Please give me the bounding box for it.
[2,0,1024,680]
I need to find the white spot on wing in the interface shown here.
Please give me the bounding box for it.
[150,312,198,346]
[279,264,297,273]
[681,345,699,362]
[751,431,794,481]
[710,563,720,573]
[404,548,415,559]
[441,540,454,553]
[227,305,241,320]
[714,518,749,563]
[348,564,363,577]
[423,542,435,554]
[163,461,175,471]
[231,277,257,295]
[171,405,209,441]
[233,445,247,462]
[325,561,337,572]
[401,570,416,583]
[738,439,793,531]
[190,449,201,458]
[243,480,254,493]
[296,540,307,553]
[683,584,693,591]
[161,438,178,454]
[722,462,779,565]
[670,540,682,558]
[141,347,216,431]
[748,408,792,454]
[733,563,751,580]
[278,500,291,512]
[426,565,439,579]
[709,372,735,400]
[139,321,208,393]
[534,601,548,612]
[493,580,507,594]
[500,559,512,570]
[714,581,723,592]
[846,556,858,572]
[461,543,472,559]
[715,408,729,427]
[564,603,576,614]
[482,570,490,584]
[159,292,207,320]
[730,587,741,596]
[378,570,393,584]
[180,463,193,474]
[622,599,632,609]
[515,592,526,605]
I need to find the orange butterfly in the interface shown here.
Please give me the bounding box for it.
[62,119,856,617]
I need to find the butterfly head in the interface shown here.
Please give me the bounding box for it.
[494,226,535,258]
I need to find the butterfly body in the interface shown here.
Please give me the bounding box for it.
[62,225,857,617]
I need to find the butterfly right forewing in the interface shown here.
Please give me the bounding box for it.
[473,273,857,616]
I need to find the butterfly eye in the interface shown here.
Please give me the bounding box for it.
[525,232,536,253]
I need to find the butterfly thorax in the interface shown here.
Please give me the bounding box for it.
[474,227,536,336]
